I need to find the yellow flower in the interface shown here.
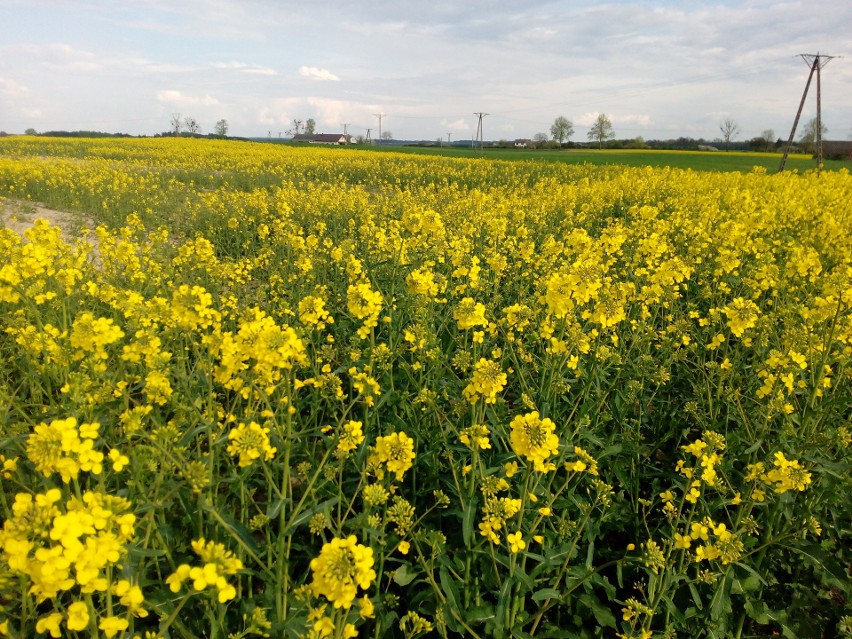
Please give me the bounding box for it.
[459,424,491,450]
[109,448,130,472]
[462,358,507,404]
[66,601,90,632]
[373,432,416,481]
[453,297,488,330]
[397,540,411,555]
[507,531,526,553]
[674,533,692,549]
[338,420,365,453]
[509,412,559,472]
[310,535,376,609]
[36,613,63,638]
[227,422,277,467]
[99,616,129,638]
[359,596,375,619]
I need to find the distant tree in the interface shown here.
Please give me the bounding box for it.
[25,128,38,136]
[214,119,229,137]
[183,116,200,135]
[630,136,647,149]
[550,116,574,144]
[532,132,548,148]
[170,114,182,136]
[305,118,316,135]
[760,128,775,151]
[587,113,614,148]
[719,118,740,151]
[355,135,366,144]
[381,131,393,141]
[288,119,304,136]
[798,117,828,153]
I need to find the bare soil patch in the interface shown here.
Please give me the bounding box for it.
[0,198,97,247]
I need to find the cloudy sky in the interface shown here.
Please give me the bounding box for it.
[1,0,850,142]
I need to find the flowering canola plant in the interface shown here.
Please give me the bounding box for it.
[0,137,850,638]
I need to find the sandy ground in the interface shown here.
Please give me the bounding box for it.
[0,198,96,246]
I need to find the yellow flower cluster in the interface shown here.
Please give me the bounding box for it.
[347,280,383,339]
[509,411,560,472]
[167,538,243,603]
[309,535,375,609]
[226,421,277,467]
[369,432,416,481]
[0,487,142,636]
[462,358,507,404]
[26,417,104,483]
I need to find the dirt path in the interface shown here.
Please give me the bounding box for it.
[0,198,96,245]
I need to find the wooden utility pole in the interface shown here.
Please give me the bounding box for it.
[473,112,488,151]
[779,53,837,174]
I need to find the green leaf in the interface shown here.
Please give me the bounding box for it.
[532,588,560,603]
[579,593,616,629]
[439,565,460,612]
[688,582,703,610]
[463,496,478,548]
[392,563,417,587]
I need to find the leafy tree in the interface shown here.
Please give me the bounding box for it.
[24,128,37,136]
[798,117,828,153]
[550,116,574,144]
[381,131,393,141]
[533,132,548,148]
[719,118,740,151]
[305,118,316,135]
[214,119,229,137]
[587,114,614,148]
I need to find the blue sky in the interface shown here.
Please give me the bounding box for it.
[1,0,850,142]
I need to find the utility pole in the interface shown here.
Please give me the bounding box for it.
[365,128,372,145]
[341,123,350,136]
[779,53,837,174]
[447,132,452,146]
[473,112,489,151]
[374,113,385,144]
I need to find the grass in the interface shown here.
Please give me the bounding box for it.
[345,144,847,173]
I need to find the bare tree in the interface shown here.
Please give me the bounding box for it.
[170,113,182,136]
[761,128,775,151]
[550,116,574,144]
[287,119,304,136]
[719,118,740,151]
[380,131,393,141]
[214,119,229,137]
[587,113,615,148]
[183,116,200,135]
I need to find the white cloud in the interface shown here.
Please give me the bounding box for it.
[298,66,340,81]
[213,61,277,76]
[441,118,470,131]
[156,90,220,107]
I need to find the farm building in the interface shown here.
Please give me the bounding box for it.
[291,133,352,145]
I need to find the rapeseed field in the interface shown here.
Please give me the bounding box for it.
[0,138,850,638]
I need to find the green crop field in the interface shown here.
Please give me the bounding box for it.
[355,145,846,173]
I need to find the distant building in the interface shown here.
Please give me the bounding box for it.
[291,133,352,145]
[514,139,532,148]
